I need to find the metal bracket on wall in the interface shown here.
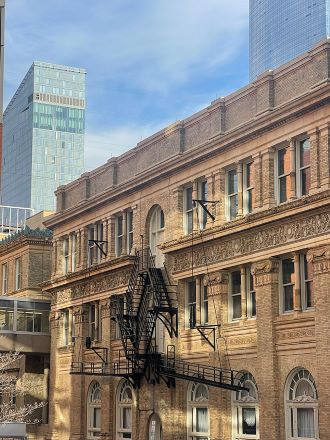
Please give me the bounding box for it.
[196,325,221,350]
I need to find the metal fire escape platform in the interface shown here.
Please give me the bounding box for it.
[70,248,248,392]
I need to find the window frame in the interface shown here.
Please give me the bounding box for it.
[275,145,291,204]
[246,268,256,319]
[63,237,69,274]
[126,210,134,255]
[117,380,134,440]
[229,270,242,322]
[87,381,101,440]
[186,280,197,329]
[243,161,254,215]
[226,168,238,221]
[279,258,295,314]
[115,215,124,258]
[295,138,311,198]
[197,180,208,230]
[15,258,22,291]
[187,383,209,440]
[300,254,313,311]
[184,186,194,235]
[201,284,208,325]
[2,263,8,295]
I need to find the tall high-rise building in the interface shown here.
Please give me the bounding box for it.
[1,62,85,212]
[0,0,5,184]
[249,0,330,81]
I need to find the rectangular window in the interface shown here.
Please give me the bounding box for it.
[15,258,22,291]
[247,269,256,318]
[281,259,295,312]
[243,162,254,214]
[297,139,310,196]
[227,169,238,220]
[277,147,290,203]
[127,210,133,254]
[71,234,77,272]
[96,223,104,263]
[230,271,242,320]
[198,181,208,230]
[87,225,95,267]
[63,238,69,274]
[88,302,100,341]
[187,281,196,328]
[2,263,8,294]
[184,186,193,234]
[115,216,123,257]
[301,254,313,310]
[201,285,208,324]
[0,299,14,331]
[17,301,50,333]
[62,309,69,346]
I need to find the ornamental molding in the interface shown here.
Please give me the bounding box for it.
[173,211,330,273]
[277,328,315,341]
[228,335,257,347]
[307,246,330,274]
[52,269,131,305]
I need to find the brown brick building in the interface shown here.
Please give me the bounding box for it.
[43,40,330,440]
[0,222,52,439]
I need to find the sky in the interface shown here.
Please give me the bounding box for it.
[4,0,249,171]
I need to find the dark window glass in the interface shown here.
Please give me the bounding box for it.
[242,408,256,435]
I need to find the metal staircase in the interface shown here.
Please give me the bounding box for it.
[71,247,247,392]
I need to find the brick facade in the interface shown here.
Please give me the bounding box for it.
[44,41,330,440]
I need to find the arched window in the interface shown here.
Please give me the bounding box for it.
[285,369,319,439]
[148,413,163,440]
[87,381,101,439]
[117,380,133,439]
[232,372,259,439]
[187,383,209,440]
[149,206,165,267]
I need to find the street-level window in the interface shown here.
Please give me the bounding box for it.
[233,372,259,440]
[187,281,196,329]
[115,215,123,257]
[184,186,193,234]
[230,271,242,321]
[87,382,101,440]
[285,369,319,440]
[117,380,133,439]
[296,139,311,197]
[2,263,8,295]
[188,383,209,440]
[281,259,295,313]
[227,169,238,220]
[15,258,22,291]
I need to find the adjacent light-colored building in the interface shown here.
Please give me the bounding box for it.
[1,61,85,212]
[42,40,330,440]
[0,225,52,439]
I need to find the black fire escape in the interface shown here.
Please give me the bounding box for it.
[71,248,247,392]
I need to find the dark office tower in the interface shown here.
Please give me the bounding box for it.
[249,0,330,81]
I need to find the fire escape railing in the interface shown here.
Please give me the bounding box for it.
[71,247,247,392]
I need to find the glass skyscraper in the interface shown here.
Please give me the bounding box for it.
[249,0,330,81]
[1,61,85,212]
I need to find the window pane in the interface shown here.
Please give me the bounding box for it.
[247,189,253,213]
[279,176,288,203]
[228,170,237,194]
[188,282,196,303]
[93,408,101,428]
[232,271,241,294]
[246,162,253,188]
[123,408,132,429]
[251,291,256,317]
[301,167,311,196]
[278,148,289,175]
[284,285,294,312]
[300,139,310,168]
[196,407,208,433]
[230,194,238,219]
[242,408,256,435]
[282,259,294,284]
[187,211,193,234]
[297,408,315,438]
[186,187,193,210]
[0,308,14,330]
[233,295,242,319]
